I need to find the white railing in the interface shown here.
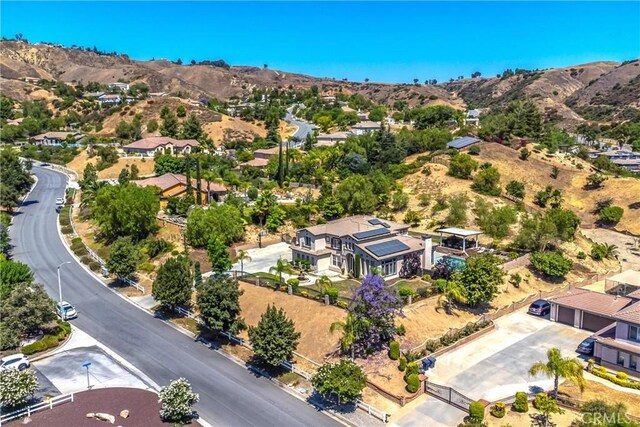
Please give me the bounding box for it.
[0,393,74,425]
[355,399,389,423]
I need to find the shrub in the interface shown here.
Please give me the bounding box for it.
[405,373,420,393]
[61,225,73,234]
[389,340,400,360]
[71,241,84,251]
[590,367,640,389]
[468,145,481,155]
[598,206,624,225]
[300,290,309,298]
[469,401,485,421]
[286,278,299,293]
[336,300,348,309]
[89,261,101,271]
[530,251,573,279]
[405,361,419,379]
[171,250,180,256]
[490,401,505,418]
[398,286,414,298]
[139,262,155,273]
[509,273,522,288]
[80,256,92,265]
[146,239,174,258]
[21,340,46,355]
[577,251,587,260]
[73,246,88,256]
[323,287,339,304]
[71,237,82,245]
[58,217,71,226]
[396,324,406,336]
[398,356,407,371]
[616,371,628,381]
[513,392,529,412]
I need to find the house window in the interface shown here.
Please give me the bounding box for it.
[344,241,353,250]
[332,255,340,267]
[381,260,397,277]
[628,325,640,342]
[631,355,638,370]
[617,351,627,366]
[331,238,341,250]
[302,236,311,248]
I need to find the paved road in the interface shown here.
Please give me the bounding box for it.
[10,167,339,427]
[285,106,315,147]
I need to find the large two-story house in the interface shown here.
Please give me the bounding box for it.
[123,136,199,157]
[290,215,432,279]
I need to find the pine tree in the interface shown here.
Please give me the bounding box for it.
[207,236,232,274]
[197,276,245,333]
[195,159,202,205]
[152,255,193,308]
[248,304,300,366]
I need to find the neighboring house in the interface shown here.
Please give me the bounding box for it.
[351,121,381,135]
[123,137,199,157]
[85,91,105,99]
[606,270,640,295]
[134,173,227,206]
[593,301,640,375]
[253,146,283,160]
[23,76,39,84]
[227,103,253,117]
[316,131,352,147]
[356,111,369,121]
[97,94,123,106]
[107,82,130,91]
[611,158,640,172]
[464,109,481,127]
[447,136,481,149]
[31,131,82,146]
[6,118,23,126]
[548,288,634,332]
[589,149,640,161]
[290,215,432,279]
[239,158,270,168]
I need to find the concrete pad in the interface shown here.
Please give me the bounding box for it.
[33,346,150,394]
[230,242,292,274]
[392,396,466,427]
[130,294,158,310]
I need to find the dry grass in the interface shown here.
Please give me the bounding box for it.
[487,404,582,427]
[559,379,640,418]
[202,115,295,145]
[237,281,346,363]
[401,142,640,235]
[67,149,156,179]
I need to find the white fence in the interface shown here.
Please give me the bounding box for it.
[0,393,74,425]
[356,399,389,423]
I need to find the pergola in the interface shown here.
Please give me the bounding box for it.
[436,227,482,254]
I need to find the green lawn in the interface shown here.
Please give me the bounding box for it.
[253,271,280,281]
[304,278,360,299]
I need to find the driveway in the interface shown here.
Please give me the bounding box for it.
[231,242,291,274]
[394,311,591,426]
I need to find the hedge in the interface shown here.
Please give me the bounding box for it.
[469,401,485,421]
[61,225,73,234]
[89,261,101,271]
[591,366,640,390]
[73,246,88,256]
[389,340,400,360]
[398,356,407,371]
[405,374,420,393]
[81,256,92,265]
[22,321,71,355]
[513,392,529,413]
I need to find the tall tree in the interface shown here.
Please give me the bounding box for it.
[0,149,34,211]
[197,276,245,334]
[455,254,504,307]
[152,255,193,308]
[207,236,232,274]
[248,304,300,367]
[236,250,252,275]
[106,236,139,279]
[312,359,367,405]
[330,313,368,359]
[195,159,202,205]
[529,347,585,399]
[269,258,293,285]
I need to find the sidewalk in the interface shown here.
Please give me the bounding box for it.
[584,371,640,395]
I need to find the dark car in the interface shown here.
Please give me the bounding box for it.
[528,299,551,316]
[577,337,596,355]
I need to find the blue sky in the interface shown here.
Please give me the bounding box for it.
[2,1,639,83]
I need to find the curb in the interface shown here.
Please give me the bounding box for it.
[28,330,75,363]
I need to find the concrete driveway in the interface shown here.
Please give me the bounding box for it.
[394,311,591,427]
[231,242,292,274]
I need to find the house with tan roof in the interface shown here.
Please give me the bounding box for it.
[316,131,352,147]
[238,145,287,168]
[134,173,227,206]
[290,215,432,279]
[351,120,381,136]
[31,131,82,146]
[593,299,640,375]
[123,137,199,157]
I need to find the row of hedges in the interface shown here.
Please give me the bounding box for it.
[422,320,492,354]
[21,321,71,355]
[59,206,73,234]
[591,366,640,389]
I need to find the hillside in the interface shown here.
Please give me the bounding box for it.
[444,61,640,126]
[400,142,640,235]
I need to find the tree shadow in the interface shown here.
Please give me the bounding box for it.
[529,413,555,427]
[307,390,358,415]
[18,200,39,207]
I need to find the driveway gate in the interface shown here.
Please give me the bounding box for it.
[424,380,473,413]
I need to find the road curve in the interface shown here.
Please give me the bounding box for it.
[9,166,339,427]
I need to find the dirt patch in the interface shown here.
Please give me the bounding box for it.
[67,149,156,180]
[203,115,295,145]
[237,281,345,363]
[559,379,640,418]
[487,403,581,427]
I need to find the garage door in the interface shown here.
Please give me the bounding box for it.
[582,312,613,332]
[557,306,575,326]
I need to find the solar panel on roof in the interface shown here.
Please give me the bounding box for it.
[447,136,481,149]
[381,222,390,228]
[366,240,410,257]
[368,218,382,225]
[353,228,390,240]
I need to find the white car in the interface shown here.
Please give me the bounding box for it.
[57,301,78,320]
[0,353,30,371]
[55,197,65,206]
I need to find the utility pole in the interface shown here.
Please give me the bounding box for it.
[57,261,71,303]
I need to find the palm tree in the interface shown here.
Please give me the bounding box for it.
[315,275,332,295]
[269,258,293,285]
[528,347,586,399]
[436,280,468,315]
[236,250,251,276]
[330,314,368,359]
[600,243,619,259]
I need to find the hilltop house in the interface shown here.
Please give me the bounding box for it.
[352,121,381,136]
[107,82,130,91]
[134,173,227,206]
[290,215,433,279]
[316,131,352,147]
[123,137,199,157]
[464,109,481,127]
[447,136,482,150]
[31,131,82,146]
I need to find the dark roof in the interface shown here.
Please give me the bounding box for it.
[447,136,481,149]
[352,227,390,240]
[366,239,410,257]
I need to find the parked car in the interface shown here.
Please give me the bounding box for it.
[0,354,30,371]
[57,301,78,320]
[528,299,551,316]
[577,337,596,355]
[55,197,65,206]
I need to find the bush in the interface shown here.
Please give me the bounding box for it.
[139,262,155,273]
[405,361,419,379]
[80,256,92,265]
[300,290,309,298]
[577,251,587,260]
[389,340,400,360]
[286,278,299,293]
[590,367,640,389]
[71,241,84,251]
[398,356,407,371]
[21,332,64,355]
[530,251,573,279]
[89,261,101,271]
[490,401,505,418]
[616,371,628,381]
[323,287,339,304]
[396,324,406,336]
[513,392,529,412]
[598,206,624,225]
[61,225,73,234]
[398,286,414,297]
[21,340,46,355]
[71,237,82,245]
[336,300,348,309]
[405,373,420,393]
[469,401,485,421]
[58,216,71,226]
[468,145,481,155]
[146,239,174,258]
[73,246,88,256]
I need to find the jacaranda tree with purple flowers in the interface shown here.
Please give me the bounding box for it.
[348,274,403,355]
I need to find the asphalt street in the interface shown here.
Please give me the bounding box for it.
[285,107,315,146]
[9,166,339,427]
